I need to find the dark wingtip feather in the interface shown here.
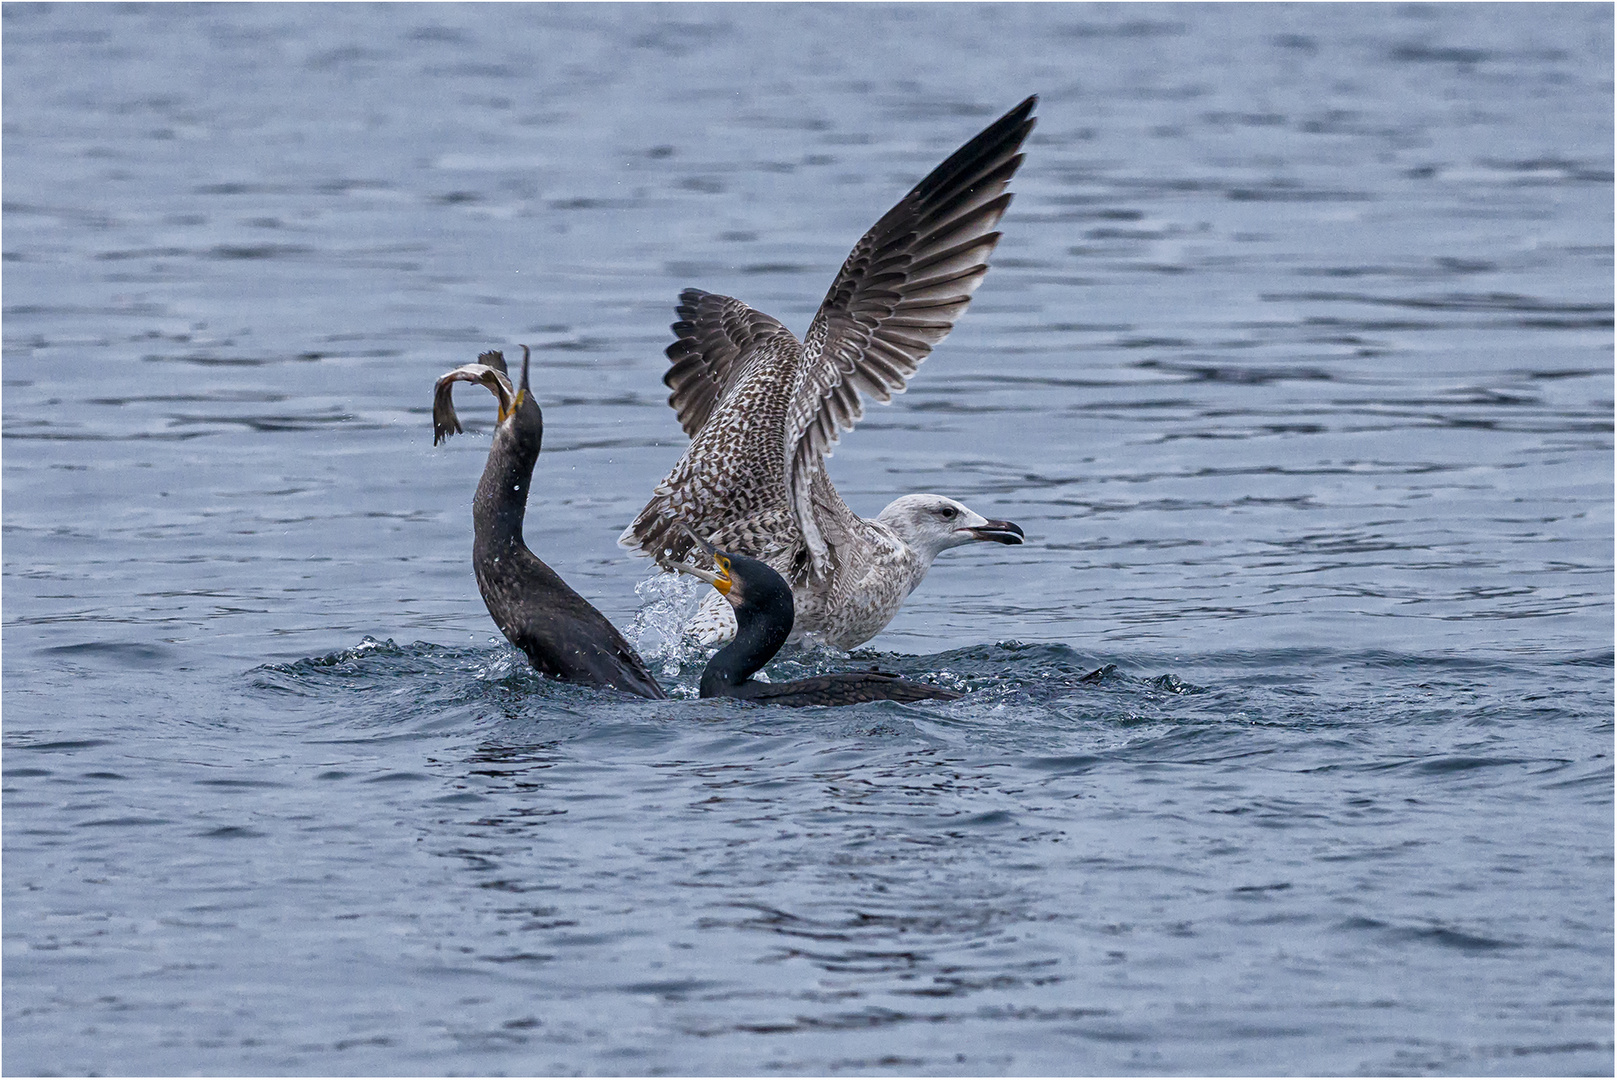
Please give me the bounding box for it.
[911,96,1037,203]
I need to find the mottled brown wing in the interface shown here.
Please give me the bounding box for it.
[620,332,804,568]
[663,289,792,438]
[785,96,1036,572]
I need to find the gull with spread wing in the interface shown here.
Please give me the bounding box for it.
[620,96,1036,649]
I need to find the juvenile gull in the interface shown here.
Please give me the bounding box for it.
[619,96,1035,649]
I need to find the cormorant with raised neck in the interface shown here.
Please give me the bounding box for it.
[433,347,666,699]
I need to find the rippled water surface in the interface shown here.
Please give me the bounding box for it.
[4,4,1612,1076]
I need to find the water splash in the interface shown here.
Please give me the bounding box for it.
[627,570,708,677]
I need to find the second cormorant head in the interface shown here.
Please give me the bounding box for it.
[671,543,793,694]
[666,529,963,707]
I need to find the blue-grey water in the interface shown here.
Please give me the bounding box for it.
[3,3,1612,1076]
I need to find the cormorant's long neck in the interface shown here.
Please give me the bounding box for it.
[700,594,792,695]
[472,417,539,557]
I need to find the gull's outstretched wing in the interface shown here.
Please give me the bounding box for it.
[623,97,1036,579]
[663,289,792,438]
[784,96,1036,572]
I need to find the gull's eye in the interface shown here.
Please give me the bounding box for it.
[937,506,959,520]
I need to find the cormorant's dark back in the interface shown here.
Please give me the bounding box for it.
[669,541,963,708]
[434,347,667,699]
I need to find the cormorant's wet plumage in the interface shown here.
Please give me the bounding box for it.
[667,536,963,708]
[433,350,960,707]
[433,347,667,699]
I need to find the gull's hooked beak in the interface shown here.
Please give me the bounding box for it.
[499,345,532,424]
[963,518,1025,545]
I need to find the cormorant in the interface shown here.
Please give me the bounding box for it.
[433,347,667,699]
[619,96,1035,649]
[664,531,964,707]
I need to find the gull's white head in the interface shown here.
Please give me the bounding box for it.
[875,494,1025,564]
